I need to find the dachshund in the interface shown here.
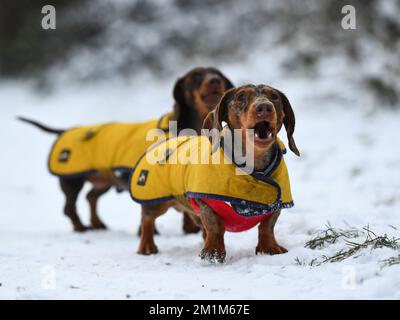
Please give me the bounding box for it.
[132,84,299,262]
[18,67,234,233]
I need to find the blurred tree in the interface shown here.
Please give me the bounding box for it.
[0,0,103,77]
[0,0,398,107]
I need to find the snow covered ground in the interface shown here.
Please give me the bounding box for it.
[1,51,400,299]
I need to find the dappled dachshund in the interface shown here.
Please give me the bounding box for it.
[130,84,299,262]
[18,67,233,233]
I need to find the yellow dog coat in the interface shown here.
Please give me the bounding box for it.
[129,135,294,231]
[48,113,172,178]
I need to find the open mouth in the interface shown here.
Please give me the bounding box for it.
[252,121,274,143]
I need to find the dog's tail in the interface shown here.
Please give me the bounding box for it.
[17,116,65,135]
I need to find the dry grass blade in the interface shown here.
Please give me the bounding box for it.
[381,255,400,268]
[305,223,362,250]
[300,224,400,267]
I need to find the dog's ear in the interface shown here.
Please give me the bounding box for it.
[223,77,234,90]
[276,89,300,156]
[173,77,187,109]
[202,88,235,130]
[217,71,234,90]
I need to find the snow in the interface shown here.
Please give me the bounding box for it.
[1,49,400,299]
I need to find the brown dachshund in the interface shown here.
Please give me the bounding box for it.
[18,67,233,233]
[135,84,299,262]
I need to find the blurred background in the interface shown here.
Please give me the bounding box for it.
[1,0,399,107]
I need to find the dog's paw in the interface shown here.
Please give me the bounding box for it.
[137,242,159,255]
[91,221,108,230]
[73,225,91,232]
[256,244,288,255]
[199,248,226,263]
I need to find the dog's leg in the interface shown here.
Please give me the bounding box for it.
[256,210,287,255]
[196,200,226,263]
[137,203,171,255]
[188,213,206,240]
[137,222,160,237]
[60,178,88,232]
[182,211,201,234]
[86,186,110,230]
[189,213,206,240]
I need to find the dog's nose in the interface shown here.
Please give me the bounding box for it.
[255,103,273,115]
[209,77,221,86]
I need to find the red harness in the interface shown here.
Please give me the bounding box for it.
[189,198,274,232]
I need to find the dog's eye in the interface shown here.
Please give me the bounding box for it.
[270,93,279,100]
[192,73,203,84]
[236,92,246,102]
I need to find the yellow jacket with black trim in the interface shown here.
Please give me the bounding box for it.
[48,113,171,178]
[129,135,294,212]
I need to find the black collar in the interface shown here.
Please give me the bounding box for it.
[253,142,282,178]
